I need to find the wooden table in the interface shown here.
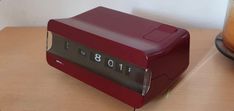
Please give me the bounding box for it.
[0,27,233,111]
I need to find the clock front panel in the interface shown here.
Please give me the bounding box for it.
[46,32,152,95]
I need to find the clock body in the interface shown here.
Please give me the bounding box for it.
[46,6,190,108]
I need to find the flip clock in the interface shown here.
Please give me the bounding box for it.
[46,6,190,108]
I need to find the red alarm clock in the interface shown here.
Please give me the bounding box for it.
[46,6,190,108]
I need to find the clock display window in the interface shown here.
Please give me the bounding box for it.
[47,31,152,96]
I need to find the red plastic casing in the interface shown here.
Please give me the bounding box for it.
[46,6,190,108]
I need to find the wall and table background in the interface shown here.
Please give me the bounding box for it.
[0,0,230,30]
[1,0,234,111]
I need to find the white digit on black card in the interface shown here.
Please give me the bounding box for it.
[94,53,102,62]
[119,64,123,71]
[107,59,114,68]
[128,67,131,73]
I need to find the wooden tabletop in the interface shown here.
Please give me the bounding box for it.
[0,27,234,111]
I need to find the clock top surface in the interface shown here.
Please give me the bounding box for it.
[51,7,188,55]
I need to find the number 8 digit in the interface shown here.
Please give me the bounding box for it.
[94,53,101,62]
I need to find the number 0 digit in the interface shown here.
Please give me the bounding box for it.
[107,59,114,68]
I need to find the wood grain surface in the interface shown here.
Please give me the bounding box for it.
[0,27,234,111]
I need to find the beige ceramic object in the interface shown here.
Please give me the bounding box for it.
[223,0,234,52]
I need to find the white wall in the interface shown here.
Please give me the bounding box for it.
[0,0,229,30]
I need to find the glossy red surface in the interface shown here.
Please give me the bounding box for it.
[48,6,188,68]
[47,6,190,108]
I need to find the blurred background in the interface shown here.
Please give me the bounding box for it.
[0,0,229,30]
